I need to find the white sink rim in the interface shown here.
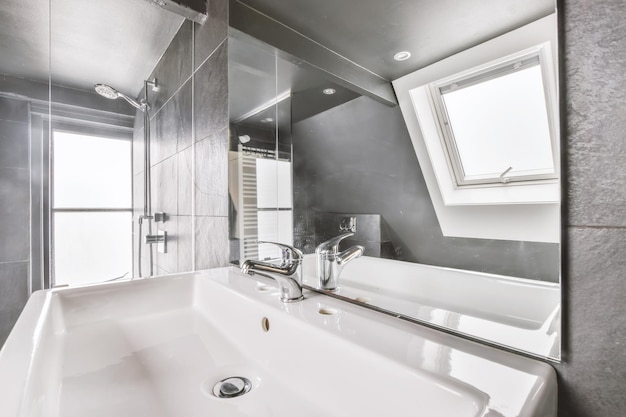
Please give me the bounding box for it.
[302,254,561,361]
[0,267,557,417]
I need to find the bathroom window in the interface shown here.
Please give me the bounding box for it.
[428,46,558,186]
[51,131,132,286]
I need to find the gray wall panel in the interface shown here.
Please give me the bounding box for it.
[555,0,626,415]
[292,96,560,281]
[0,262,29,345]
[133,0,229,276]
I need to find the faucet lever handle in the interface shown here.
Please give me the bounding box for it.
[256,241,303,263]
[316,232,354,255]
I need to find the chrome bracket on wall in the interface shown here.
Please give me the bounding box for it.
[339,216,357,233]
[142,0,207,24]
[153,212,167,223]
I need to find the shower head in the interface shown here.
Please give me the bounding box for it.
[94,84,119,100]
[94,83,147,111]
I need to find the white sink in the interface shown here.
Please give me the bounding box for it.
[302,255,560,359]
[0,267,556,417]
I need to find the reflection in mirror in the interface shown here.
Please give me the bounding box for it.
[228,9,560,360]
[228,29,359,264]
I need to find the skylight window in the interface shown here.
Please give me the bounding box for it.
[428,45,558,186]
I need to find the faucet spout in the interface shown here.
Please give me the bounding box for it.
[240,242,304,303]
[316,233,364,291]
[337,245,365,266]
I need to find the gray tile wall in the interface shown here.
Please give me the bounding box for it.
[0,96,30,345]
[554,0,626,415]
[292,96,560,281]
[133,0,229,276]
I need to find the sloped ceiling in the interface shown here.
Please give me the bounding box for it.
[236,0,555,81]
[0,0,555,99]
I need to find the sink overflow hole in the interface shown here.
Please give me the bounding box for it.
[261,317,270,332]
[212,376,252,398]
[318,307,338,315]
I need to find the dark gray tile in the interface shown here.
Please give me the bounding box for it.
[194,216,229,269]
[149,116,171,167]
[0,168,30,262]
[151,80,193,165]
[148,20,193,114]
[151,156,178,217]
[193,0,228,71]
[194,43,228,142]
[0,262,28,312]
[177,215,193,272]
[0,307,25,347]
[554,226,626,417]
[178,146,193,216]
[0,97,29,123]
[564,0,626,228]
[175,80,194,152]
[0,120,29,169]
[0,261,29,345]
[194,128,228,216]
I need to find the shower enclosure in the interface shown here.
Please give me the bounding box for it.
[94,79,165,278]
[0,0,232,344]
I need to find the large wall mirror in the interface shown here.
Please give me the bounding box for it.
[228,2,561,361]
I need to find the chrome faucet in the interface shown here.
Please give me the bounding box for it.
[240,242,304,302]
[316,232,364,291]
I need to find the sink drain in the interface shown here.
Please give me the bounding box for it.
[212,376,252,398]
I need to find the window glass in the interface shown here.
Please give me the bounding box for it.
[52,130,132,287]
[53,212,132,286]
[53,131,131,208]
[441,65,554,180]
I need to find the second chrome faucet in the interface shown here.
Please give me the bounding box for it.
[316,232,364,291]
[240,233,364,303]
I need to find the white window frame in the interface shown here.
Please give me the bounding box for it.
[392,15,560,243]
[427,44,559,187]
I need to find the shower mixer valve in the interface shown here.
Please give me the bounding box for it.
[145,230,167,254]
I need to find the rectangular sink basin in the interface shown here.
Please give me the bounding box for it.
[0,267,556,417]
[302,255,560,359]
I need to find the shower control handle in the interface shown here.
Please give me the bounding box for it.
[145,230,167,254]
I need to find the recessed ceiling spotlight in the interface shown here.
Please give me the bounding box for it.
[260,117,274,123]
[393,51,411,61]
[322,88,336,95]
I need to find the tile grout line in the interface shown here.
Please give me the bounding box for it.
[191,23,196,272]
[567,225,626,230]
